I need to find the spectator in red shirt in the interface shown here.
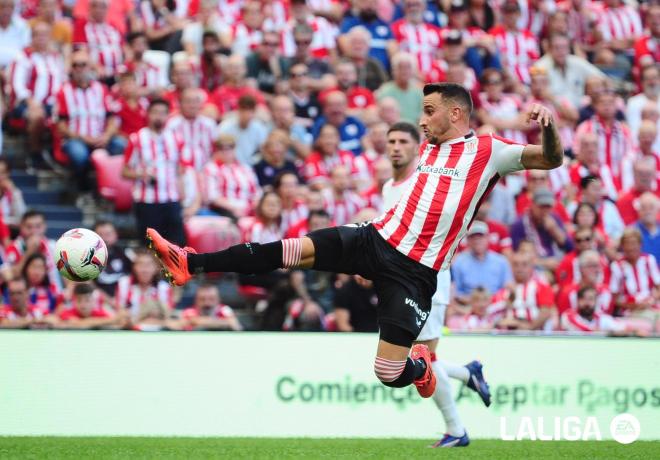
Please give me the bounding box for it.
[240,190,284,244]
[555,227,611,290]
[446,286,497,332]
[0,277,44,329]
[390,0,442,75]
[124,31,165,97]
[560,285,627,334]
[320,59,376,120]
[321,165,366,226]
[163,60,216,117]
[557,249,614,315]
[180,283,243,331]
[592,0,642,74]
[54,282,123,329]
[515,169,570,223]
[113,71,149,138]
[55,49,123,191]
[617,156,658,225]
[230,0,265,56]
[302,124,356,188]
[569,131,618,201]
[210,54,267,119]
[489,251,555,331]
[275,171,308,233]
[22,252,61,314]
[633,5,660,72]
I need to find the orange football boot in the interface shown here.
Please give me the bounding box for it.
[146,228,196,286]
[411,344,436,398]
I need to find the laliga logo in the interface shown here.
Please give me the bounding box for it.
[500,414,640,443]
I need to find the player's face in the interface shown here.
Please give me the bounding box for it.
[386,131,418,170]
[419,93,459,145]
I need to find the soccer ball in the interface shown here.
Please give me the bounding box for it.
[55,228,108,282]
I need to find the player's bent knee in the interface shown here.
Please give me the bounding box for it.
[374,356,416,388]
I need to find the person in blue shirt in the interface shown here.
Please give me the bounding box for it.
[391,0,447,28]
[451,221,513,305]
[636,192,660,260]
[339,0,395,72]
[311,90,366,156]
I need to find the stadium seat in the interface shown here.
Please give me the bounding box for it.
[90,149,133,212]
[184,215,241,254]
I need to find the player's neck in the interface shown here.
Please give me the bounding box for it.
[431,126,472,146]
[393,163,417,183]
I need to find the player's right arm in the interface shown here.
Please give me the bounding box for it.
[520,103,564,171]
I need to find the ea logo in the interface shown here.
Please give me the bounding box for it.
[610,414,640,444]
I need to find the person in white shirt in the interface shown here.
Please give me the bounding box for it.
[626,65,660,139]
[0,0,30,69]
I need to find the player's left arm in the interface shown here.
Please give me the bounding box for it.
[520,103,564,170]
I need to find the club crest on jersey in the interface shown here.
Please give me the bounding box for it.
[417,164,461,178]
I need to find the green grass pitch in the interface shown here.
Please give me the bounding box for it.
[0,438,657,459]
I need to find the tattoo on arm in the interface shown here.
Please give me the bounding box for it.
[541,122,563,167]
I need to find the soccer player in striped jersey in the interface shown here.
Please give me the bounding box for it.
[147,83,564,424]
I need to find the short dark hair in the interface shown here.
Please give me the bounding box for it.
[387,121,420,144]
[572,202,599,227]
[238,94,257,110]
[308,209,330,221]
[73,283,95,296]
[577,285,597,300]
[21,210,45,224]
[580,174,600,190]
[273,171,299,190]
[423,82,473,116]
[148,98,170,112]
[94,219,114,231]
[202,30,220,43]
[127,31,146,45]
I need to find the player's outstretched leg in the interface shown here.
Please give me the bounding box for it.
[146,227,315,286]
[439,360,492,407]
[373,329,436,398]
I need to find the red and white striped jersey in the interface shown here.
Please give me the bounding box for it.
[447,311,497,331]
[322,188,366,226]
[5,237,61,290]
[281,16,338,59]
[517,0,553,37]
[231,23,264,53]
[124,127,189,204]
[261,0,290,31]
[574,117,633,181]
[620,150,660,193]
[8,48,65,107]
[488,26,539,84]
[115,275,174,318]
[281,201,309,232]
[597,4,643,43]
[568,162,619,200]
[166,114,217,170]
[554,251,611,288]
[362,184,384,212]
[181,304,236,320]
[352,150,381,191]
[391,20,443,74]
[138,1,187,30]
[634,36,660,69]
[560,309,623,333]
[302,150,356,186]
[424,60,479,92]
[55,81,114,138]
[373,133,525,271]
[239,216,284,243]
[203,160,261,215]
[489,278,555,322]
[72,19,123,76]
[610,254,660,308]
[477,93,528,144]
[125,59,162,90]
[557,282,613,314]
[0,304,45,322]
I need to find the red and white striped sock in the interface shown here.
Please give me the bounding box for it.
[281,238,302,268]
[374,357,407,383]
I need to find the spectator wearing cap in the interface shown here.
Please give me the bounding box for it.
[254,130,300,187]
[269,95,312,159]
[609,228,660,332]
[451,220,513,305]
[626,65,660,142]
[217,94,269,165]
[633,5,660,73]
[124,31,164,98]
[488,0,539,85]
[510,187,573,271]
[533,33,606,110]
[286,22,336,91]
[340,26,388,92]
[287,62,322,128]
[113,71,149,139]
[574,89,633,184]
[246,31,291,95]
[29,0,73,56]
[476,68,528,145]
[320,59,376,120]
[282,0,338,62]
[203,133,261,220]
[390,0,443,75]
[72,0,124,82]
[166,88,218,170]
[0,0,31,70]
[180,283,242,331]
[303,124,356,188]
[210,54,267,120]
[569,132,618,201]
[489,251,554,331]
[6,21,64,163]
[557,249,614,316]
[636,192,660,261]
[617,156,658,226]
[54,49,124,192]
[555,227,611,290]
[122,99,189,246]
[339,0,394,73]
[560,286,626,334]
[376,52,423,124]
[567,175,625,241]
[311,90,366,156]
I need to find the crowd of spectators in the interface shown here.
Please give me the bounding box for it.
[0,0,658,335]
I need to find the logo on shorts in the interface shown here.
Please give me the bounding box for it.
[405,297,427,321]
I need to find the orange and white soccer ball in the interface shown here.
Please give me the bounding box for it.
[54,228,108,281]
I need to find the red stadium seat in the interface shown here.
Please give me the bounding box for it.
[91,149,133,212]
[184,215,241,253]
